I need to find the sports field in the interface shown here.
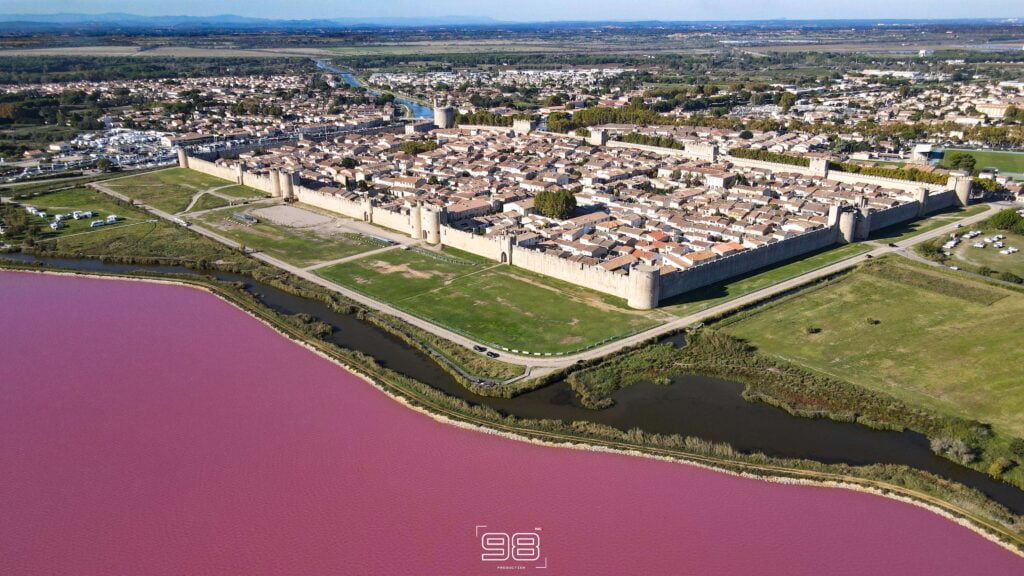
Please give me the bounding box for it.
[103,168,262,214]
[721,258,1024,437]
[943,149,1024,175]
[315,247,661,354]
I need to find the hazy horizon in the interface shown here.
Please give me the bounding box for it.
[2,1,1022,23]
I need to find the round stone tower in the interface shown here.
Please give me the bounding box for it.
[948,172,973,206]
[627,264,660,310]
[176,148,189,169]
[838,210,857,244]
[424,207,441,245]
[411,203,423,240]
[433,101,455,130]
[270,169,282,197]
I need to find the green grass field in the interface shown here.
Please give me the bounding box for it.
[20,187,143,239]
[943,149,1024,175]
[867,205,988,243]
[660,243,872,316]
[316,247,661,353]
[186,194,230,213]
[952,228,1024,278]
[216,184,267,199]
[721,258,1024,437]
[104,168,253,214]
[195,211,382,267]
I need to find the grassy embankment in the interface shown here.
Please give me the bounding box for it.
[714,257,1024,483]
[315,246,662,354]
[102,168,264,214]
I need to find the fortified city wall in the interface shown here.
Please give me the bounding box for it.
[181,150,970,310]
[659,226,839,299]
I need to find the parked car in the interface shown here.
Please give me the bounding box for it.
[486,351,500,358]
[473,345,486,353]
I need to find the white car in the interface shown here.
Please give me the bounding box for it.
[974,242,986,248]
[949,266,960,271]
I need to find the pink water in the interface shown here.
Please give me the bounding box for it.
[1,271,1020,575]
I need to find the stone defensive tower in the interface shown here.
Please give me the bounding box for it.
[176,148,189,169]
[235,164,245,187]
[838,210,857,244]
[913,188,930,217]
[588,129,608,147]
[423,207,442,244]
[627,264,661,310]
[513,118,534,136]
[948,172,973,206]
[809,156,830,178]
[433,101,455,130]
[270,169,282,197]
[687,143,719,163]
[411,203,423,240]
[279,171,295,201]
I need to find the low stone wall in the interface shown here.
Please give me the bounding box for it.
[660,226,838,299]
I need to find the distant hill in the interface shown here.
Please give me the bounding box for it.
[0,13,1018,30]
[0,13,502,29]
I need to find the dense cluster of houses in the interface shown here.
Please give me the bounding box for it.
[209,126,927,273]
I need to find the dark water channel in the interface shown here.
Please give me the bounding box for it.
[4,253,1023,514]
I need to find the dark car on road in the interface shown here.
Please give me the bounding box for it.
[473,345,486,352]
[486,351,500,358]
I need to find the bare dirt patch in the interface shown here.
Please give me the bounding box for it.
[368,260,436,280]
[253,205,333,228]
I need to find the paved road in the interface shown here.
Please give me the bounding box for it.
[86,178,1006,371]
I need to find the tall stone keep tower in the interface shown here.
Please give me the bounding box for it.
[177,148,189,169]
[433,100,455,130]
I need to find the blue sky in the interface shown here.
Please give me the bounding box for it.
[3,0,1022,21]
